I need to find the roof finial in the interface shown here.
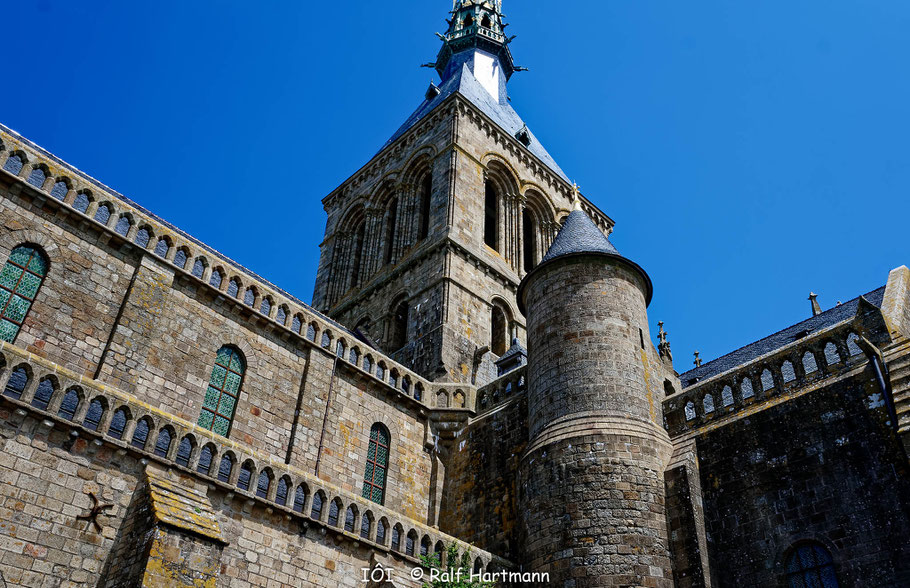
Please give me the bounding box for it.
[693,351,702,367]
[658,321,672,362]
[808,292,822,317]
[571,182,582,210]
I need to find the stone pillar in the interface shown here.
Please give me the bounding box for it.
[517,210,673,587]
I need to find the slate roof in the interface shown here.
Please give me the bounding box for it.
[383,52,569,183]
[497,338,527,362]
[679,285,887,387]
[540,208,619,263]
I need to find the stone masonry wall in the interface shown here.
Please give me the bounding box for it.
[695,371,910,587]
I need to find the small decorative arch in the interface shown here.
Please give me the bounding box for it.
[391,524,403,551]
[2,152,25,175]
[684,401,696,421]
[209,267,224,289]
[260,296,273,316]
[321,329,333,349]
[237,460,255,491]
[376,517,389,545]
[131,417,153,449]
[275,305,288,326]
[344,504,359,533]
[153,426,174,458]
[107,407,130,440]
[336,338,347,358]
[803,351,819,375]
[58,387,82,421]
[216,453,235,483]
[275,476,291,506]
[846,332,862,357]
[26,164,47,188]
[761,368,775,391]
[292,483,308,512]
[191,257,207,279]
[50,178,71,200]
[227,278,241,298]
[197,443,216,475]
[291,313,303,334]
[824,342,841,367]
[311,491,325,520]
[327,497,343,527]
[721,385,734,407]
[784,541,839,587]
[703,393,715,414]
[306,322,318,341]
[83,397,106,431]
[114,214,133,237]
[420,536,431,557]
[741,377,755,399]
[405,530,418,556]
[94,202,113,225]
[363,355,374,373]
[255,468,273,499]
[73,191,92,213]
[134,226,152,248]
[453,390,466,408]
[243,286,257,307]
[781,360,796,384]
[175,435,195,468]
[31,376,57,411]
[153,237,172,258]
[173,247,190,269]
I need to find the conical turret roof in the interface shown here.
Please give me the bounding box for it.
[540,208,620,263]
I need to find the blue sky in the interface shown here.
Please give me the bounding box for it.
[1,1,908,371]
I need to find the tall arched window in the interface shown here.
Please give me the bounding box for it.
[785,542,839,587]
[384,197,399,265]
[418,172,432,240]
[197,346,246,437]
[491,303,509,356]
[350,221,366,288]
[0,245,49,343]
[362,423,390,505]
[522,207,537,271]
[26,167,46,188]
[73,192,91,213]
[114,215,132,237]
[50,180,69,200]
[484,180,499,250]
[390,299,408,352]
[3,154,24,175]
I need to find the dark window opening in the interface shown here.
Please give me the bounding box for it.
[786,542,839,588]
[491,305,508,356]
[484,181,499,250]
[418,173,432,240]
[384,198,398,265]
[390,300,408,352]
[522,208,536,271]
[351,222,365,288]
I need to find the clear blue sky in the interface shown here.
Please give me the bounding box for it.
[2,1,908,370]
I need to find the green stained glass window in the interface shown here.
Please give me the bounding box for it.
[0,245,48,343]
[362,423,390,505]
[197,346,245,437]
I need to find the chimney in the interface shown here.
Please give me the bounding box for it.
[809,292,822,317]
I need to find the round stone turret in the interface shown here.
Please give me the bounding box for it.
[516,209,673,587]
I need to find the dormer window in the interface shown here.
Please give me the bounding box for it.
[515,126,531,147]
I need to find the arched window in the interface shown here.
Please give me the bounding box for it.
[405,531,416,556]
[0,245,49,343]
[3,154,23,175]
[51,180,68,200]
[275,306,287,325]
[114,215,132,237]
[384,197,399,265]
[418,172,432,240]
[803,352,819,375]
[522,207,537,271]
[420,536,431,557]
[484,180,499,250]
[108,408,128,440]
[491,303,509,356]
[321,331,332,349]
[350,221,366,288]
[376,518,387,544]
[94,203,112,225]
[362,423,390,505]
[781,361,796,383]
[260,297,271,316]
[761,368,775,391]
[73,192,91,213]
[134,227,151,248]
[87,401,106,433]
[391,525,402,551]
[197,444,215,475]
[328,499,341,526]
[785,542,839,588]
[244,287,256,307]
[824,342,841,366]
[684,401,696,421]
[311,492,324,519]
[293,484,307,512]
[256,470,271,498]
[344,505,356,532]
[173,248,188,269]
[359,512,371,538]
[209,268,222,288]
[846,333,862,357]
[237,461,253,491]
[153,238,170,258]
[191,258,206,279]
[703,393,715,414]
[175,436,193,467]
[3,366,28,399]
[131,418,152,449]
[292,315,304,334]
[390,299,408,352]
[58,388,80,420]
[217,454,234,483]
[275,477,290,506]
[26,167,45,188]
[227,279,240,298]
[197,346,245,437]
[31,378,55,411]
[741,377,755,399]
[154,428,172,458]
[721,385,734,407]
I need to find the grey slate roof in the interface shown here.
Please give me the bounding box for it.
[679,285,887,386]
[497,338,527,362]
[540,208,620,263]
[383,52,569,182]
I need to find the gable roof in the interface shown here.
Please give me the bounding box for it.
[383,59,569,183]
[679,286,887,386]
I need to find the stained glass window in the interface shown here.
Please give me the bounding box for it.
[51,181,68,200]
[786,543,839,588]
[3,155,23,175]
[197,346,245,437]
[0,245,48,344]
[27,167,46,188]
[73,192,90,213]
[362,423,390,505]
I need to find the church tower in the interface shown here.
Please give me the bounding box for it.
[312,1,615,385]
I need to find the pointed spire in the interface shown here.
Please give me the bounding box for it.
[436,0,517,88]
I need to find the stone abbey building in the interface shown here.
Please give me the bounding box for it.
[0,1,909,586]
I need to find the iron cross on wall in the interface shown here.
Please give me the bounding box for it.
[76,491,114,532]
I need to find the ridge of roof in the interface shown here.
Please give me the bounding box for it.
[679,285,887,385]
[383,61,569,183]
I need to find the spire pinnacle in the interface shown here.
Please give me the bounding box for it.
[435,0,516,86]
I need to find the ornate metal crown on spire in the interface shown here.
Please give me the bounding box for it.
[436,0,518,81]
